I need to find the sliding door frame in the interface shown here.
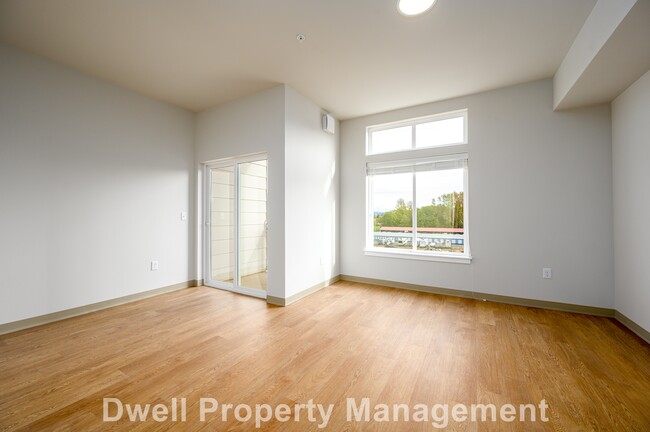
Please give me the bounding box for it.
[203,152,268,299]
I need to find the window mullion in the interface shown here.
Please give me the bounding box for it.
[368,176,373,250]
[463,165,470,257]
[411,124,416,149]
[412,171,417,251]
[412,125,417,251]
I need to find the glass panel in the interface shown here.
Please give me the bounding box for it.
[371,173,413,250]
[210,166,234,284]
[415,168,464,253]
[415,116,464,148]
[238,160,268,291]
[369,125,412,154]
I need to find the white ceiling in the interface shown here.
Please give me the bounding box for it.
[0,0,597,119]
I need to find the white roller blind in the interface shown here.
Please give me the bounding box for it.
[366,153,468,176]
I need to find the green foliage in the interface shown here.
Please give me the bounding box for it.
[375,192,463,230]
[376,199,412,227]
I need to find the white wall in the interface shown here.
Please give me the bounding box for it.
[195,86,285,298]
[553,0,637,109]
[4,42,619,320]
[284,86,339,298]
[196,85,339,300]
[612,70,650,331]
[0,44,195,325]
[341,79,614,308]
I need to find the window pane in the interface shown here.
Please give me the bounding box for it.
[369,125,412,154]
[238,160,267,292]
[371,173,413,250]
[415,116,464,148]
[210,166,234,284]
[415,169,464,253]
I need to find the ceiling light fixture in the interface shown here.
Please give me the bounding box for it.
[397,0,437,16]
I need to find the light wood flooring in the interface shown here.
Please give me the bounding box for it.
[0,281,649,431]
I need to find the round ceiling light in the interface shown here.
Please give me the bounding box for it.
[397,0,437,16]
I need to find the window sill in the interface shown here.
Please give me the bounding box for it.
[364,248,472,264]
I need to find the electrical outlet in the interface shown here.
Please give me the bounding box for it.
[151,260,159,271]
[542,267,552,279]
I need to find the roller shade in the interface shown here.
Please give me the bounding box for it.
[366,153,468,176]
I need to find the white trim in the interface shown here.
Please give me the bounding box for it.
[202,164,216,298]
[411,171,417,252]
[234,161,241,293]
[367,109,468,134]
[463,161,471,258]
[366,175,374,250]
[364,248,472,264]
[367,109,467,155]
[205,281,267,299]
[366,144,469,165]
[366,152,468,175]
[366,159,470,260]
[203,152,268,300]
[465,109,469,147]
[204,151,269,166]
[367,152,469,168]
[365,110,470,262]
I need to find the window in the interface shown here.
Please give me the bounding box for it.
[366,110,470,262]
[367,110,466,155]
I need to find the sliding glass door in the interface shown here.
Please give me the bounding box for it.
[205,154,268,298]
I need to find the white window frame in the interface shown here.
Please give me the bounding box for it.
[367,109,468,155]
[203,152,269,299]
[364,110,471,264]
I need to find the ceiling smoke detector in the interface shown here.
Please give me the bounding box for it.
[296,34,306,43]
[397,0,437,16]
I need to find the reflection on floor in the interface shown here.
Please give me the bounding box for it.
[3,283,649,430]
[227,271,267,291]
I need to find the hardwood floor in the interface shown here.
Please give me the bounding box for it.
[0,281,649,431]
